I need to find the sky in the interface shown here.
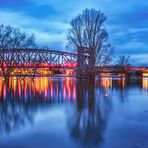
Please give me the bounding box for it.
[0,0,148,65]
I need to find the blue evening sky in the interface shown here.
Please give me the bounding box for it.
[0,0,148,65]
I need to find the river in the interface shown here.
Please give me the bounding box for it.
[0,77,148,148]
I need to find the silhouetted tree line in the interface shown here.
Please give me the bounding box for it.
[0,24,36,49]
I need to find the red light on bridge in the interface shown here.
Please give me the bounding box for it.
[63,62,77,68]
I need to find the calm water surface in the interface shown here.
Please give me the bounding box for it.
[0,77,148,148]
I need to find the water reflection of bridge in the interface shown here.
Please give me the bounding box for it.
[0,77,77,101]
[0,77,148,146]
[0,77,112,147]
[0,76,147,102]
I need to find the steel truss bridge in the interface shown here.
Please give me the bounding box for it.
[0,48,146,77]
[0,48,82,76]
[0,48,78,68]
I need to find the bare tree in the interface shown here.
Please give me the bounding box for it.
[0,24,36,49]
[0,50,16,81]
[116,55,130,74]
[117,55,130,66]
[67,8,113,66]
[0,24,37,80]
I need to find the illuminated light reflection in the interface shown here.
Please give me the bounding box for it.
[143,73,148,77]
[122,78,125,89]
[44,77,48,100]
[13,77,17,96]
[101,78,112,96]
[56,84,59,101]
[24,79,27,99]
[73,81,76,101]
[18,80,21,97]
[63,86,66,100]
[0,79,3,97]
[49,78,53,100]
[3,82,6,99]
[0,77,77,102]
[66,78,71,100]
[143,78,148,90]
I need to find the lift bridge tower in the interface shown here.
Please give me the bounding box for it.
[77,46,95,79]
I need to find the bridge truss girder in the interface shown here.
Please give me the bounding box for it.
[0,48,77,76]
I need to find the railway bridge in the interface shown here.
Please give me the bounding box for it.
[0,48,86,77]
[0,48,146,78]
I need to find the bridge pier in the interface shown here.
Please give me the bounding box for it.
[77,70,95,79]
[77,46,95,79]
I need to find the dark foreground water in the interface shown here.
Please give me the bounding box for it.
[0,77,148,148]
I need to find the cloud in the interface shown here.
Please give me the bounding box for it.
[0,11,29,28]
[0,0,148,64]
[0,10,69,49]
[130,54,148,65]
[121,41,147,51]
[30,0,148,17]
